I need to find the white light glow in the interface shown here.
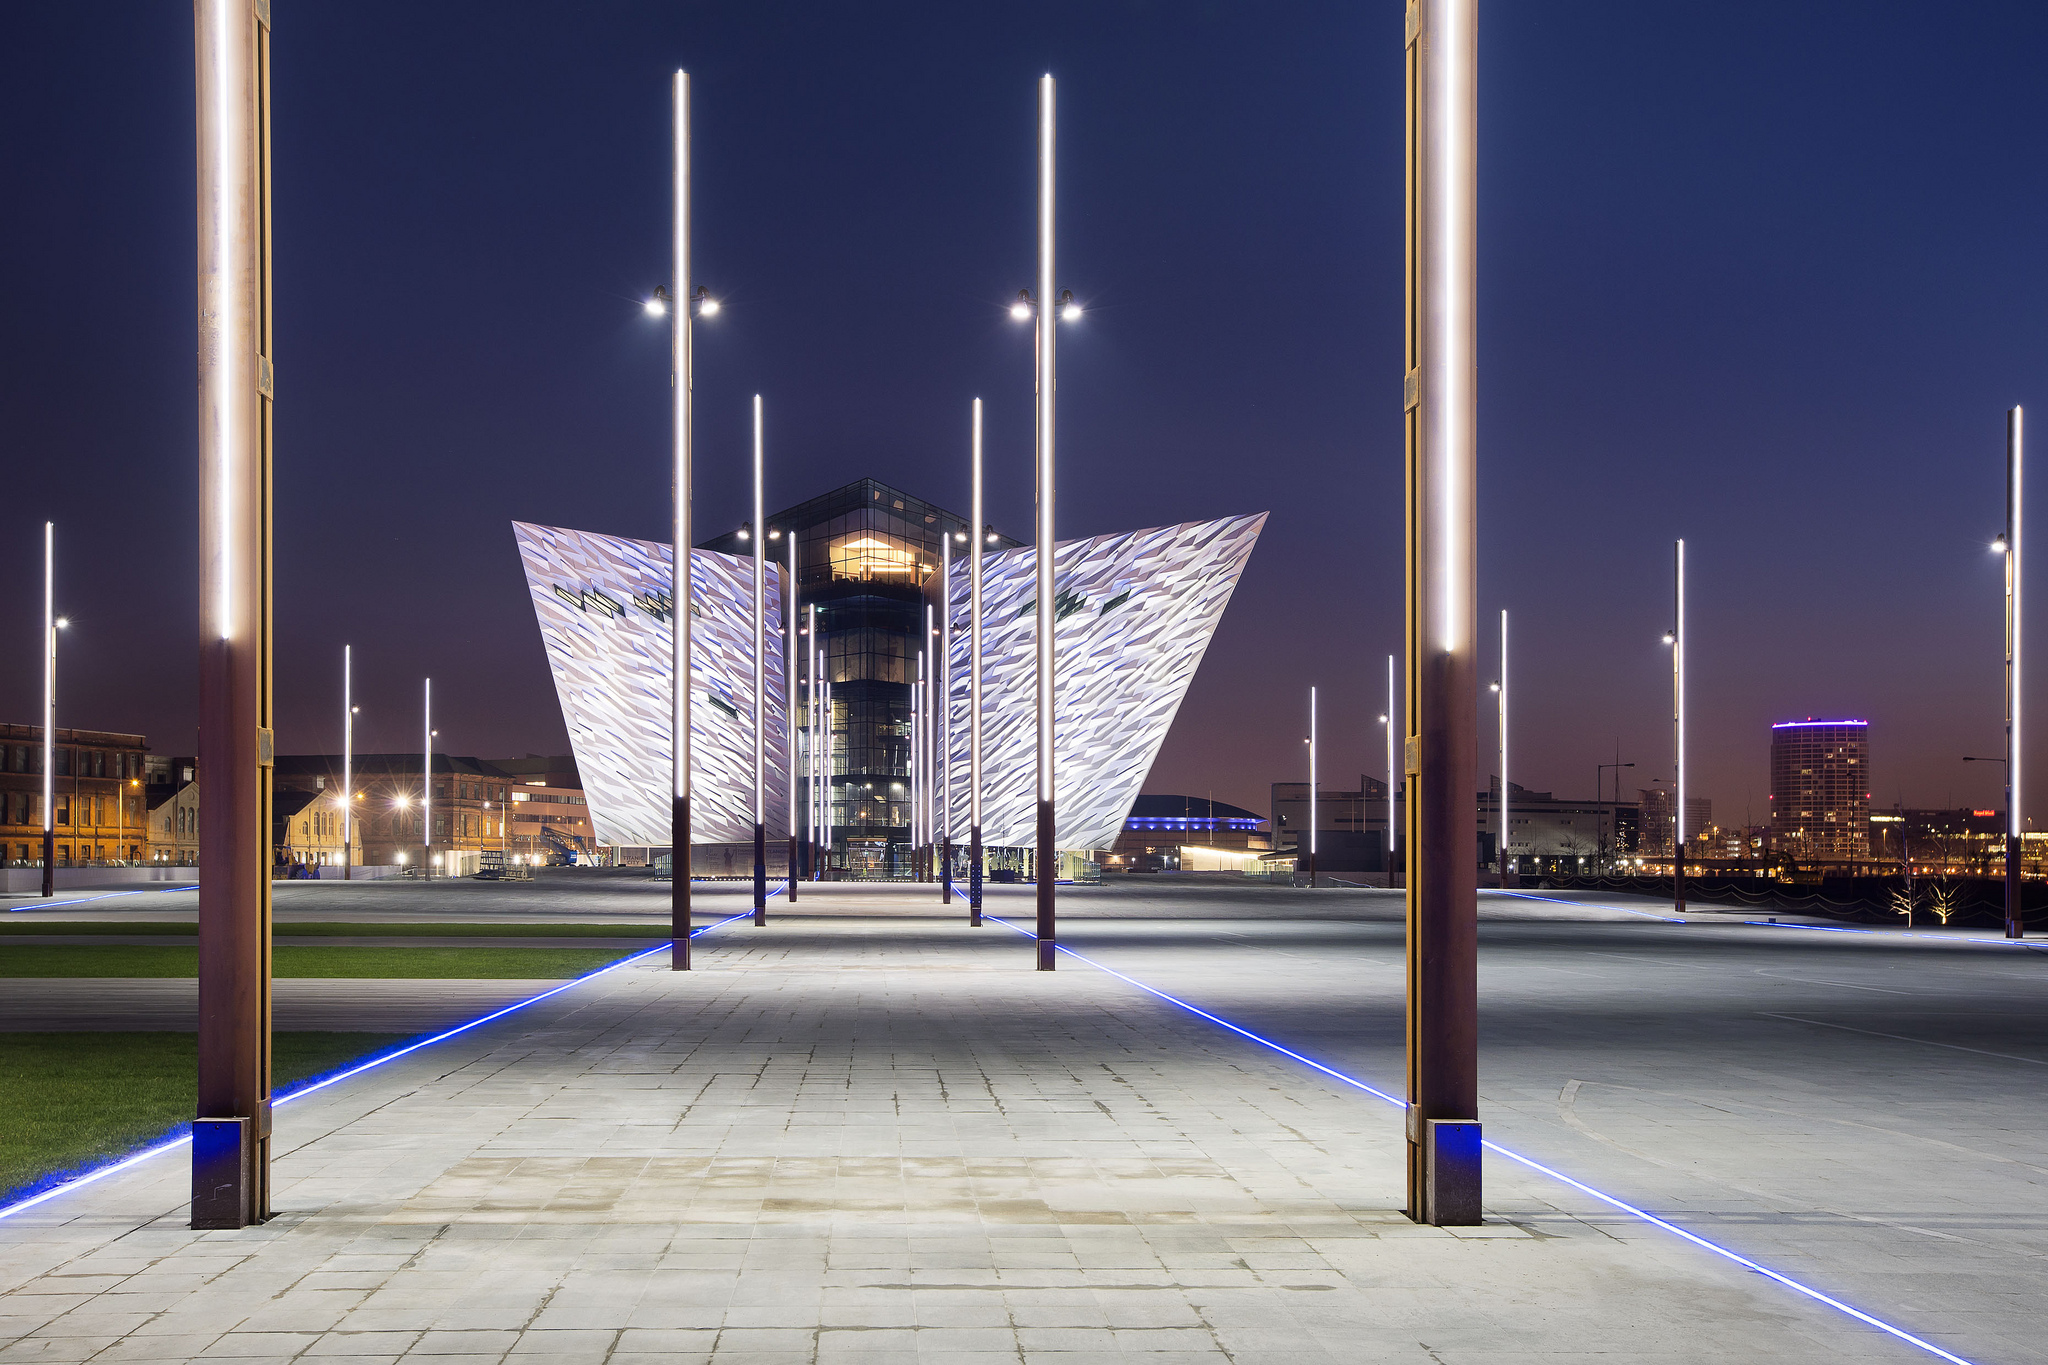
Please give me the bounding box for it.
[699,296,719,316]
[1010,301,1031,321]
[644,298,667,317]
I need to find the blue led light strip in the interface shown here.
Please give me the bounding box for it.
[6,886,194,914]
[980,912,1977,1365]
[0,906,757,1224]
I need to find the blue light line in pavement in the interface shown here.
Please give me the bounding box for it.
[1744,919,2042,950]
[0,907,757,1224]
[1494,890,1684,922]
[6,886,193,913]
[983,912,1977,1365]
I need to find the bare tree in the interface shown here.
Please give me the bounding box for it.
[1888,884,1915,927]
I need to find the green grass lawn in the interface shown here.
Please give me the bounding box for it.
[0,921,669,938]
[0,944,646,978]
[0,1032,409,1206]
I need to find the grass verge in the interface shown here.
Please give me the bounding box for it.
[0,944,643,978]
[0,1032,409,1207]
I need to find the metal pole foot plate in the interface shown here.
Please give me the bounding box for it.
[191,1117,255,1229]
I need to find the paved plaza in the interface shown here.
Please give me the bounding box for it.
[1,876,2044,1362]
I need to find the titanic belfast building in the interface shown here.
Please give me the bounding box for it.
[516,477,1263,876]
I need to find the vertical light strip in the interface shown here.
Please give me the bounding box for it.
[208,0,239,642]
[940,534,951,850]
[787,530,797,868]
[913,648,924,848]
[752,394,765,832]
[971,398,984,836]
[1432,0,1474,653]
[672,71,691,812]
[342,645,352,872]
[422,678,432,875]
[823,679,833,854]
[43,523,53,842]
[1675,539,1686,861]
[807,605,818,872]
[1499,608,1508,875]
[1036,75,1056,808]
[1386,653,1397,858]
[2012,407,2024,850]
[1309,687,1318,869]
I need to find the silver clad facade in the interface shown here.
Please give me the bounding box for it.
[513,521,787,848]
[943,513,1266,850]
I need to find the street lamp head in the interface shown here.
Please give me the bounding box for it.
[737,521,751,541]
[954,531,967,543]
[1993,535,2010,554]
[1377,714,1388,724]
[983,524,998,543]
[54,617,68,629]
[692,285,718,316]
[1489,681,1500,693]
[645,285,671,317]
[1010,289,1034,321]
[768,528,781,540]
[1058,289,1081,322]
[1661,631,1675,646]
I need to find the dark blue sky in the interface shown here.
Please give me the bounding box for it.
[5,2,2046,824]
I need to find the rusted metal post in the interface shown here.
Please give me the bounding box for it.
[1402,0,1481,1226]
[193,0,273,1229]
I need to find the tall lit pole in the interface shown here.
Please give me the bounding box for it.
[808,604,819,880]
[1384,653,1397,887]
[193,0,273,1230]
[1403,0,1480,1225]
[41,524,57,898]
[1306,686,1318,889]
[940,532,953,903]
[422,679,433,880]
[913,646,925,874]
[342,646,354,880]
[785,527,799,901]
[1035,76,1059,968]
[1669,540,1685,916]
[668,70,698,969]
[751,394,767,925]
[970,400,986,925]
[1497,609,1508,884]
[2007,406,2026,938]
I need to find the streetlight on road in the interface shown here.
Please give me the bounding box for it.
[41,523,66,897]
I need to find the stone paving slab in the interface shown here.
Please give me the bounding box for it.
[0,886,1948,1364]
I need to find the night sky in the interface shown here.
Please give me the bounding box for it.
[6,2,2048,826]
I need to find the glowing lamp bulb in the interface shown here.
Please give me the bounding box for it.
[1010,302,1031,320]
[699,296,720,316]
[1993,536,2010,554]
[1661,632,1675,646]
[54,617,69,629]
[1061,301,1082,322]
[644,297,667,317]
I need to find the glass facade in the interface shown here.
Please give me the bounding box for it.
[699,478,1018,874]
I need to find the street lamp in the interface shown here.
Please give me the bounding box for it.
[342,646,355,880]
[785,521,799,901]
[665,72,723,968]
[1495,607,1509,885]
[40,523,63,897]
[1305,687,1318,888]
[421,681,433,882]
[969,397,986,925]
[750,394,767,927]
[1997,405,2025,939]
[1010,74,1080,969]
[1664,539,1686,915]
[1383,654,1397,888]
[1598,761,1635,873]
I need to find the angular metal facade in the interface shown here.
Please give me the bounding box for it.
[513,521,787,848]
[942,513,1266,850]
[516,510,1261,856]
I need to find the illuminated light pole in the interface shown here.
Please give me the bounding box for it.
[41,524,60,898]
[1403,0,1480,1225]
[422,680,433,881]
[751,395,767,926]
[1382,653,1397,888]
[1664,539,1685,916]
[807,604,819,880]
[1495,609,1509,885]
[823,677,834,870]
[342,646,356,880]
[940,533,954,903]
[193,0,274,1230]
[1010,76,1079,968]
[662,70,722,968]
[1306,686,1318,889]
[969,400,986,926]
[912,646,925,876]
[783,527,798,901]
[2004,406,2026,938]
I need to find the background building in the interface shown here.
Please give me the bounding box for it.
[274,754,515,871]
[1768,719,1871,861]
[487,754,599,865]
[1107,795,1266,873]
[145,754,199,865]
[1636,787,1712,860]
[0,724,149,866]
